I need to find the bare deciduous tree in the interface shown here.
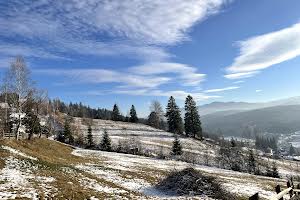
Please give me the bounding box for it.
[2,56,35,140]
[150,100,164,118]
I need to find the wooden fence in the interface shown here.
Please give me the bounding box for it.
[249,179,300,200]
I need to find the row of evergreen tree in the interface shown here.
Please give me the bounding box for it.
[52,94,203,139]
[51,99,113,120]
[165,95,202,139]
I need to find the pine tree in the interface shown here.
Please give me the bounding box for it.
[165,96,183,134]
[289,144,296,156]
[148,111,160,128]
[57,131,65,143]
[23,110,41,140]
[129,105,138,123]
[184,95,202,138]
[87,125,94,148]
[247,149,256,174]
[112,104,122,121]
[171,135,182,156]
[100,129,111,151]
[63,118,73,144]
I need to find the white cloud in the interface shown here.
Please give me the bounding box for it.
[36,69,170,88]
[130,62,206,86]
[204,86,239,93]
[0,44,66,61]
[233,80,244,84]
[225,22,300,78]
[112,89,221,101]
[0,0,229,61]
[224,71,260,79]
[1,0,233,100]
[255,89,262,93]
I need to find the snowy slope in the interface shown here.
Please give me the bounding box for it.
[1,138,299,199]
[73,118,216,159]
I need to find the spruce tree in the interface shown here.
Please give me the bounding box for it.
[112,104,121,121]
[23,109,41,140]
[171,135,182,156]
[289,144,296,156]
[165,96,183,134]
[87,125,94,148]
[148,111,160,128]
[247,149,256,174]
[184,95,202,138]
[63,118,73,144]
[129,105,138,123]
[100,129,111,151]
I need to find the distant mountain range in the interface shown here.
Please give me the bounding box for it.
[199,96,300,136]
[199,96,300,116]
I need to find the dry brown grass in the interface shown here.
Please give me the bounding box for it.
[0,138,141,199]
[1,138,92,165]
[0,146,9,170]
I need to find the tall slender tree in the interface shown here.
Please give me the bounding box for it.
[184,95,202,139]
[165,96,183,134]
[87,124,94,148]
[247,149,256,174]
[63,118,73,144]
[2,56,35,140]
[111,103,122,121]
[149,100,165,130]
[171,135,182,156]
[129,105,138,123]
[100,129,111,151]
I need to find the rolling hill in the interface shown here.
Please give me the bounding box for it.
[0,137,294,199]
[202,105,300,136]
[198,96,300,116]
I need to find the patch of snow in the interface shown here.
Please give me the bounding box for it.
[0,156,56,199]
[222,182,275,199]
[0,156,38,199]
[79,176,127,194]
[1,146,38,161]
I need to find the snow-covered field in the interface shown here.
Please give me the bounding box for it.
[72,148,285,199]
[0,137,291,200]
[73,118,217,162]
[1,117,299,200]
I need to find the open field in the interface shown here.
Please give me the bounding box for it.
[0,138,295,200]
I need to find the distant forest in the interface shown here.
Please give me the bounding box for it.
[52,99,113,120]
[51,99,149,125]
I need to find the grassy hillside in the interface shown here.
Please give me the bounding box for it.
[202,105,300,136]
[0,138,297,199]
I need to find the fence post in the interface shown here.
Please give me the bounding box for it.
[275,185,283,200]
[249,192,259,200]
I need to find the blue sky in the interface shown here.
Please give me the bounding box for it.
[0,0,300,117]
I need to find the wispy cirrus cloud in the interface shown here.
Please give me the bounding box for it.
[224,71,260,80]
[89,88,221,101]
[36,69,170,88]
[204,86,239,93]
[130,62,206,86]
[225,22,300,79]
[0,0,231,101]
[0,0,229,61]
